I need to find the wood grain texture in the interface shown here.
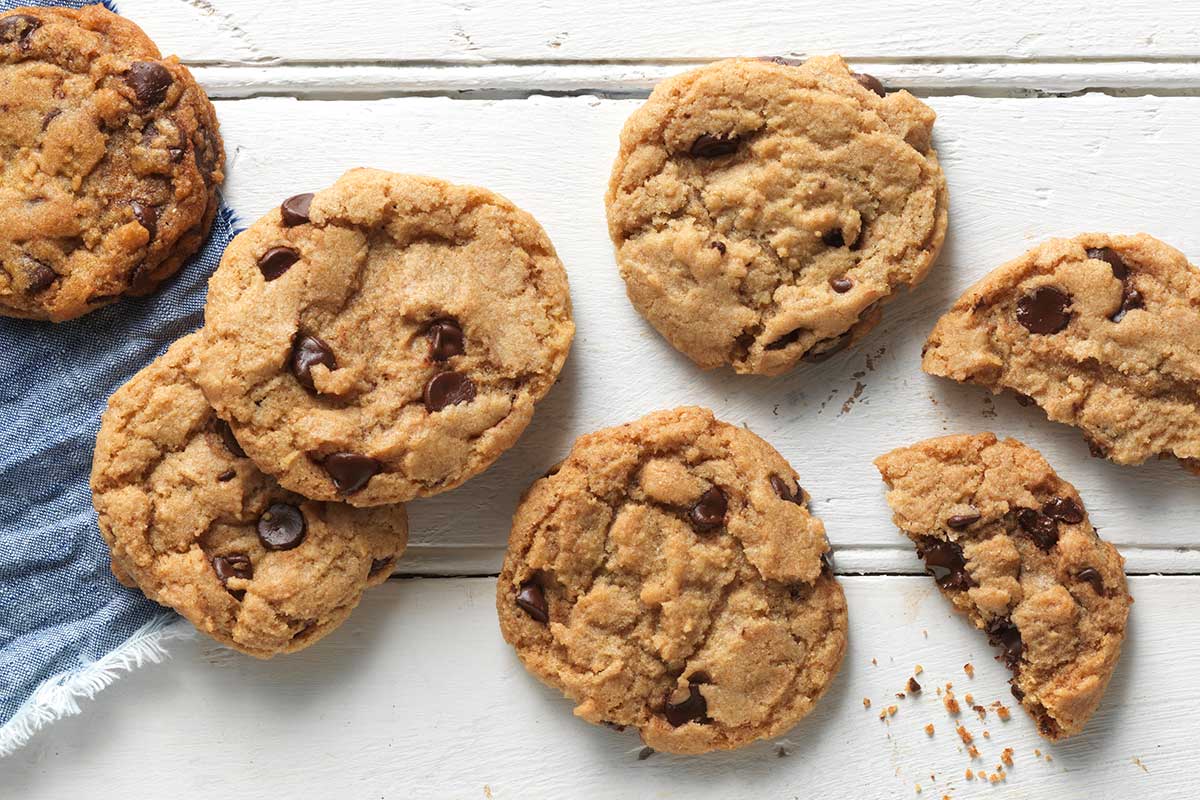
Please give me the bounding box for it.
[202,93,1200,575]
[0,576,1184,798]
[117,0,1200,63]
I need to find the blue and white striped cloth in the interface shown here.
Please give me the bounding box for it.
[0,0,238,754]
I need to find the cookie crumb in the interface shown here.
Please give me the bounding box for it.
[924,723,935,736]
[863,697,872,709]
[1132,756,1149,773]
[968,745,980,759]
[914,664,924,674]
[943,692,960,715]
[965,769,974,780]
[983,730,991,739]
[964,693,974,706]
[1001,747,1014,766]
[888,705,898,717]
[963,662,975,678]
[973,705,987,719]
[956,725,973,745]
[484,787,492,799]
[908,677,922,694]
[872,658,878,666]
[1034,749,1042,758]
[996,705,1011,721]
[896,692,906,699]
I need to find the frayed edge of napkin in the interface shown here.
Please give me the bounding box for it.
[0,615,194,757]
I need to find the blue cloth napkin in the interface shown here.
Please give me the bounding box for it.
[0,0,238,754]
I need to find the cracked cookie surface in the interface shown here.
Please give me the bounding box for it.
[923,233,1200,471]
[0,5,224,321]
[91,333,408,658]
[605,56,947,375]
[875,433,1130,739]
[192,168,574,506]
[496,407,847,754]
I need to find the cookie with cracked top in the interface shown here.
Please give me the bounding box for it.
[605,56,947,375]
[923,233,1200,472]
[191,168,574,506]
[496,406,847,754]
[875,433,1130,739]
[91,334,408,658]
[0,5,224,321]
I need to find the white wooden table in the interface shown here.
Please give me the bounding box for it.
[6,1,1200,796]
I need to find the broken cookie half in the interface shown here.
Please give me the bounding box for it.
[875,433,1130,739]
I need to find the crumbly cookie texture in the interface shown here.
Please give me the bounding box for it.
[605,56,947,375]
[0,5,224,321]
[875,433,1130,739]
[91,334,408,658]
[192,168,574,506]
[497,407,847,754]
[923,233,1200,472]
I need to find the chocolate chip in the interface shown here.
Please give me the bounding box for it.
[1086,246,1128,280]
[25,259,56,293]
[212,554,252,585]
[130,201,157,241]
[1016,286,1072,334]
[125,62,172,108]
[830,277,853,293]
[258,247,300,280]
[947,513,981,530]
[280,193,314,227]
[689,487,727,532]
[1111,287,1144,323]
[663,682,708,726]
[853,71,887,96]
[215,419,245,458]
[916,537,973,591]
[1042,497,1084,524]
[1014,392,1035,407]
[802,332,852,362]
[765,328,804,351]
[41,108,61,131]
[217,469,236,482]
[423,371,476,412]
[1011,683,1025,701]
[322,452,381,494]
[369,558,394,577]
[516,580,548,623]
[426,318,464,361]
[986,618,1023,668]
[1086,436,1110,459]
[689,133,740,158]
[907,677,922,694]
[0,13,40,46]
[168,146,185,163]
[822,229,845,248]
[291,334,336,391]
[256,504,306,551]
[710,241,726,255]
[769,474,804,505]
[1016,508,1059,550]
[1077,567,1105,594]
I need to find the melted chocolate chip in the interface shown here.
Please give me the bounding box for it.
[212,554,252,585]
[25,260,56,294]
[986,618,1023,668]
[769,474,804,505]
[1077,567,1105,595]
[322,452,381,494]
[710,241,726,255]
[215,419,246,458]
[916,537,973,591]
[125,62,172,108]
[216,469,236,482]
[291,334,336,391]
[765,328,804,351]
[1042,497,1084,524]
[802,332,852,362]
[1016,508,1059,550]
[516,580,548,623]
[947,512,981,530]
[1016,286,1072,334]
[369,558,394,577]
[0,13,40,46]
[424,371,476,412]
[1111,287,1144,323]
[258,247,300,281]
[689,133,740,158]
[256,504,306,551]
[130,201,157,241]
[426,318,465,361]
[663,682,708,726]
[830,277,853,293]
[689,487,728,532]
[822,229,845,248]
[853,71,887,96]
[280,193,314,227]
[1086,246,1128,280]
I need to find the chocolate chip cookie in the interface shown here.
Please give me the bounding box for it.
[192,168,574,506]
[923,234,1200,471]
[497,407,847,754]
[605,56,948,375]
[0,5,224,321]
[92,334,408,658]
[875,433,1130,739]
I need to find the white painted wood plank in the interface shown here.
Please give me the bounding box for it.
[116,0,1200,64]
[1,576,1188,797]
[204,94,1200,574]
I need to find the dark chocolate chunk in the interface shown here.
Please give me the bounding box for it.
[1086,246,1128,280]
[1110,287,1144,323]
[689,133,740,158]
[853,71,887,96]
[822,229,845,248]
[212,554,252,585]
[516,580,548,623]
[426,318,465,361]
[663,682,708,726]
[802,332,852,362]
[986,618,1023,668]
[769,474,804,505]
[291,334,337,391]
[1011,682,1025,701]
[0,13,40,46]
[216,469,236,482]
[322,452,381,494]
[830,277,854,293]
[710,241,726,255]
[280,193,314,227]
[130,200,157,241]
[1077,567,1105,594]
[916,537,973,591]
[689,486,728,532]
[947,512,981,530]
[256,504,306,551]
[258,246,300,280]
[1042,497,1084,524]
[423,371,476,412]
[25,259,57,294]
[1016,508,1059,550]
[1016,286,1072,334]
[907,677,922,694]
[765,328,804,351]
[215,419,245,458]
[125,61,172,107]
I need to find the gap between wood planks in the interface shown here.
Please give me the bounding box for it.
[188,60,1200,100]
